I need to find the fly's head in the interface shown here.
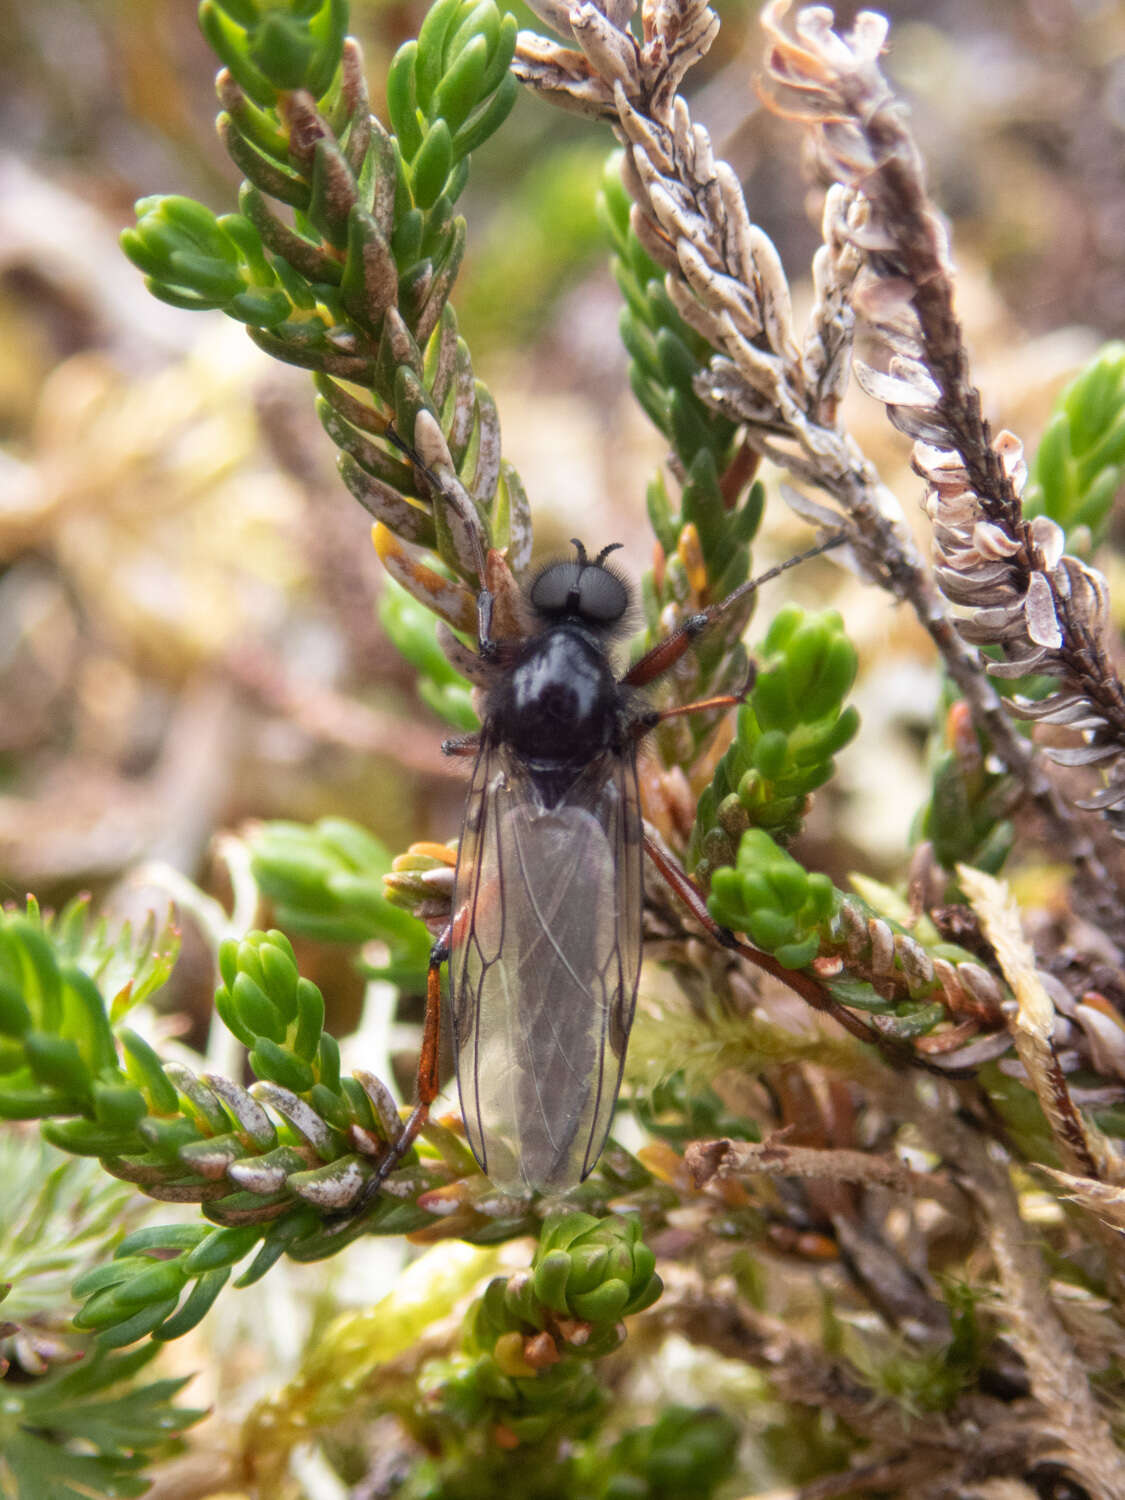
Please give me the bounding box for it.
[526,539,633,644]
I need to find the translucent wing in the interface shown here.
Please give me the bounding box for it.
[449,741,643,1193]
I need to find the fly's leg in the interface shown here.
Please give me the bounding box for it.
[442,734,481,757]
[632,662,758,735]
[642,829,969,1079]
[623,534,846,690]
[350,925,450,1218]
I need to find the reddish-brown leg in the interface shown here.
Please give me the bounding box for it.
[442,733,481,757]
[350,924,450,1216]
[642,830,969,1079]
[623,533,846,690]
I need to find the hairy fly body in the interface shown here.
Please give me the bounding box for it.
[355,421,849,1204]
[450,542,649,1191]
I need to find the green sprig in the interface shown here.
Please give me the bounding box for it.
[0,1344,204,1500]
[1025,340,1125,550]
[691,605,859,881]
[249,817,433,982]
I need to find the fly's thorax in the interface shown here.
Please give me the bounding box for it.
[486,624,624,761]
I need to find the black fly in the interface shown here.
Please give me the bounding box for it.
[359,422,845,1201]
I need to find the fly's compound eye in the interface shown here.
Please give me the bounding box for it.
[529,542,629,627]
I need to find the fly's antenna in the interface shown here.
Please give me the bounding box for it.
[595,542,624,567]
[711,529,849,621]
[570,539,589,567]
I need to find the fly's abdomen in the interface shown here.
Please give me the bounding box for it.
[449,750,642,1193]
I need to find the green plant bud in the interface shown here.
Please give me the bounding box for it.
[62,965,119,1074]
[245,9,319,90]
[110,1260,189,1312]
[448,0,498,65]
[220,208,274,275]
[781,618,831,695]
[564,1244,610,1295]
[167,249,247,300]
[789,705,860,764]
[655,324,701,391]
[98,1296,183,1350]
[630,363,670,436]
[213,984,257,1050]
[183,1224,264,1274]
[138,1115,207,1158]
[199,2,278,107]
[240,939,279,997]
[532,1249,574,1313]
[602,1233,637,1287]
[270,252,318,310]
[431,33,489,135]
[762,603,803,653]
[628,1238,656,1291]
[1033,413,1068,513]
[751,730,789,780]
[478,10,518,96]
[120,1028,180,1114]
[230,971,286,1043]
[292,977,326,1060]
[227,287,293,325]
[619,317,662,387]
[0,1085,82,1119]
[0,978,32,1036]
[723,862,772,911]
[76,1274,179,1335]
[40,1118,142,1156]
[73,1256,153,1300]
[802,633,858,720]
[315,1031,341,1090]
[750,669,795,732]
[306,1081,348,1131]
[764,861,810,913]
[668,388,713,466]
[386,42,424,160]
[774,935,821,969]
[416,0,463,106]
[116,1224,212,1258]
[256,939,300,1023]
[163,192,242,254]
[806,872,837,919]
[235,1213,316,1287]
[540,1211,600,1254]
[682,451,727,558]
[155,1266,231,1341]
[249,1039,316,1093]
[91,1082,148,1130]
[503,1273,544,1330]
[706,873,746,932]
[23,1032,91,1098]
[0,923,58,1027]
[747,908,797,951]
[624,1272,663,1315]
[410,120,454,210]
[569,1277,631,1322]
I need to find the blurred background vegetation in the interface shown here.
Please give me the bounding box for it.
[2,0,1125,1494]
